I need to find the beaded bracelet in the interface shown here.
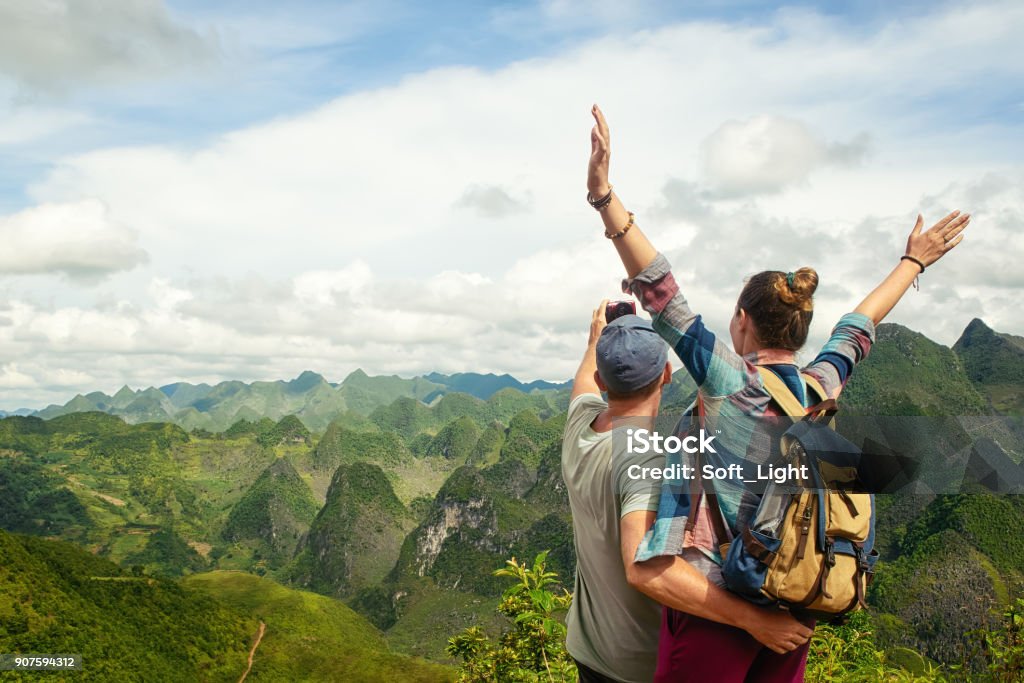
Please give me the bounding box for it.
[605,211,634,239]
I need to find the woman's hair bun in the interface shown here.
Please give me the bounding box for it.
[776,267,818,312]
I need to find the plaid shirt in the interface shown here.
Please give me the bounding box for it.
[626,253,875,564]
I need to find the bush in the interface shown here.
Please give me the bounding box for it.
[961,598,1024,682]
[447,551,576,682]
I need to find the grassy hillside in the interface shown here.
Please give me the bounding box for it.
[842,323,987,416]
[0,530,253,682]
[185,571,451,682]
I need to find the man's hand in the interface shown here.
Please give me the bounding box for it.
[589,299,609,347]
[743,608,814,654]
[588,104,611,197]
[571,299,610,400]
[905,210,970,268]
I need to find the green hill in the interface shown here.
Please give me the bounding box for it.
[256,414,312,447]
[0,530,253,682]
[378,450,575,659]
[222,458,319,568]
[425,417,480,461]
[184,571,451,682]
[842,322,987,416]
[7,334,1024,674]
[370,396,436,440]
[124,525,209,576]
[954,317,1024,414]
[336,369,447,414]
[467,422,505,466]
[313,421,411,470]
[286,462,413,598]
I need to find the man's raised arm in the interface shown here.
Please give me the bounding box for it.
[570,299,609,401]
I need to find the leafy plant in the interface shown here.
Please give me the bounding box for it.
[961,598,1024,682]
[447,551,576,682]
[806,612,944,682]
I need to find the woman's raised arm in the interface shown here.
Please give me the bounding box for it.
[588,104,658,278]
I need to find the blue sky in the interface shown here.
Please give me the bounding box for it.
[0,0,1022,408]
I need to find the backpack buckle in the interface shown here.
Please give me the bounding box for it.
[854,544,870,572]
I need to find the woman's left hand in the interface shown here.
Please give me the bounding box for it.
[905,210,971,268]
[588,104,611,197]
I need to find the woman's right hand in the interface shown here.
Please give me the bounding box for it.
[905,210,971,268]
[588,104,611,197]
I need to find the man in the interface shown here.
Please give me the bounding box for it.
[563,301,813,683]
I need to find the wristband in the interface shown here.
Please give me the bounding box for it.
[587,185,614,211]
[900,255,925,273]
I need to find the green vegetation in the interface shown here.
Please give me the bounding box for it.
[0,530,252,682]
[221,457,319,568]
[965,597,1024,682]
[806,612,943,681]
[314,420,411,470]
[256,414,312,447]
[499,411,564,468]
[2,320,1023,677]
[954,318,1024,415]
[125,525,209,576]
[447,552,576,683]
[468,422,505,466]
[286,462,412,597]
[843,323,987,416]
[426,417,481,461]
[185,571,451,682]
[0,459,91,538]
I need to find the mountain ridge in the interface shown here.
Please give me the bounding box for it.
[29,369,573,433]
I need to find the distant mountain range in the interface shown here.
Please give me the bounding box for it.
[26,369,571,432]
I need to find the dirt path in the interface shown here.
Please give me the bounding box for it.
[238,621,266,683]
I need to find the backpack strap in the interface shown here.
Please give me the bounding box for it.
[756,367,837,420]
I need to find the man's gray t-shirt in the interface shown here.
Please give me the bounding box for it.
[562,394,663,683]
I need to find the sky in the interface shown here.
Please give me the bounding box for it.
[0,0,1022,409]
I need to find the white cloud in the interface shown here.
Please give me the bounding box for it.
[700,116,868,196]
[455,184,529,218]
[0,0,219,92]
[293,263,372,306]
[1,2,1023,408]
[0,200,148,279]
[0,106,91,145]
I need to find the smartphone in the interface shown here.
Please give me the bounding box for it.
[605,300,636,323]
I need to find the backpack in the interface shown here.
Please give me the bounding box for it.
[691,367,879,622]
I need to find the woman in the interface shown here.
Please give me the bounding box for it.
[585,104,969,682]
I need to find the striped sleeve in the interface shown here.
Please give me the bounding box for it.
[624,253,753,398]
[803,312,876,399]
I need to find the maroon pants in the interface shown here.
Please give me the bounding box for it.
[654,607,810,683]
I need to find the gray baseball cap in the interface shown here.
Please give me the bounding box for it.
[596,314,669,394]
